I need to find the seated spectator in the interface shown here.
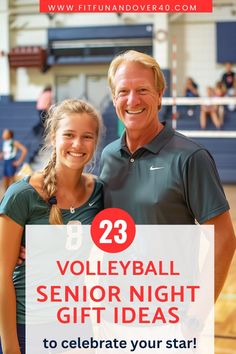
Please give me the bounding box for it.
[227,76,236,112]
[221,62,235,92]
[215,81,226,97]
[184,77,199,97]
[214,81,226,125]
[200,87,222,129]
[184,77,199,116]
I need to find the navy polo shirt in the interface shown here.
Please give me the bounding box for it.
[100,124,229,224]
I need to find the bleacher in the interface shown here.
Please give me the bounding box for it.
[172,106,236,183]
[166,107,236,184]
[1,100,236,183]
[171,106,236,131]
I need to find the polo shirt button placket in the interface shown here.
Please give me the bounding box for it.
[130,158,135,163]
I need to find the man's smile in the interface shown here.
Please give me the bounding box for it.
[125,108,145,114]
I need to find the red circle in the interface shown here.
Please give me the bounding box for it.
[90,208,136,253]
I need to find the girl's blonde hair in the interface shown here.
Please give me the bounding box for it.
[42,99,103,224]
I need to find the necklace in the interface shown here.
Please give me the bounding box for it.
[57,177,85,214]
[70,206,75,214]
[60,194,78,214]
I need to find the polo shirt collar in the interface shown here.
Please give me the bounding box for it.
[119,122,175,154]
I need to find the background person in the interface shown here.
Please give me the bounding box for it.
[0,99,103,354]
[184,77,199,98]
[200,86,222,129]
[0,129,27,190]
[214,81,226,125]
[184,77,199,117]
[33,85,53,136]
[221,62,235,93]
[227,76,236,112]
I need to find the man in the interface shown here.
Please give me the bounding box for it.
[100,50,235,301]
[221,62,235,91]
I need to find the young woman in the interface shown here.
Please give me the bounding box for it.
[200,87,222,129]
[0,99,104,354]
[0,129,28,190]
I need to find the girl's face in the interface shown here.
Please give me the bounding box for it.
[54,113,98,172]
[2,129,11,140]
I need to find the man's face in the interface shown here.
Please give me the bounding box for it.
[112,61,162,133]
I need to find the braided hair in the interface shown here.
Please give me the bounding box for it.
[41,99,103,224]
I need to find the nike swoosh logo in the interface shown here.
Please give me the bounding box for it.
[150,166,164,171]
[89,201,96,207]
